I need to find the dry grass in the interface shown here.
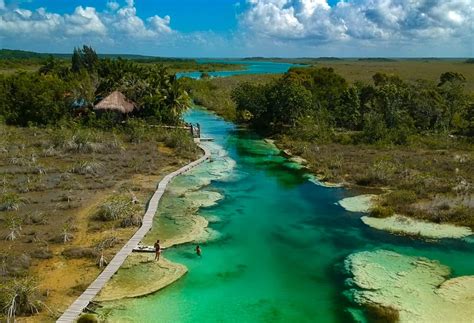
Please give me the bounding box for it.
[0,124,199,321]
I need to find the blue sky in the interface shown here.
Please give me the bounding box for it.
[0,0,472,57]
[18,0,243,33]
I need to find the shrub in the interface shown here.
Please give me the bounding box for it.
[0,277,43,319]
[334,132,353,145]
[120,213,143,228]
[0,254,31,277]
[370,205,394,218]
[95,195,141,222]
[77,313,99,323]
[30,248,53,260]
[384,190,417,206]
[51,128,122,154]
[0,193,26,211]
[95,236,120,250]
[161,129,198,157]
[70,161,103,175]
[443,206,474,228]
[62,247,98,259]
[4,214,22,241]
[125,119,148,143]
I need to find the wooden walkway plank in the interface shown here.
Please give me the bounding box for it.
[57,144,211,323]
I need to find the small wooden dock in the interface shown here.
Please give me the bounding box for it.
[57,144,211,323]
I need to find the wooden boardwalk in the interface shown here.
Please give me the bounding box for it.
[57,144,211,323]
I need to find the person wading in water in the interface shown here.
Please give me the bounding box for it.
[154,239,161,261]
[195,245,202,257]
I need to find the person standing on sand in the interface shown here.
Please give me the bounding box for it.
[195,245,202,257]
[154,239,161,261]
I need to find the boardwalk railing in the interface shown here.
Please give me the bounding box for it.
[57,143,211,323]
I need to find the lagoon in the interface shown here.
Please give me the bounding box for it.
[176,60,296,79]
[98,108,474,322]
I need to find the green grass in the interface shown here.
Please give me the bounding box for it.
[309,59,474,92]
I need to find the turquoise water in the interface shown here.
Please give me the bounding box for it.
[101,109,474,322]
[176,60,296,79]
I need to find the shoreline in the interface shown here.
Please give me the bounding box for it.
[272,141,473,239]
[337,193,473,239]
[93,140,235,307]
[95,254,187,302]
[57,143,212,322]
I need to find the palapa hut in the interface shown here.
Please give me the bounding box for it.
[94,91,136,116]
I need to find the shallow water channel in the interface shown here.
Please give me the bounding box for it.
[99,108,474,322]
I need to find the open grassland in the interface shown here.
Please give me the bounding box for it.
[0,124,198,321]
[313,59,474,91]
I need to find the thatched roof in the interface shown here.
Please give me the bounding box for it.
[94,91,135,114]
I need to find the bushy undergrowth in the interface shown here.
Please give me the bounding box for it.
[0,277,43,320]
[94,195,142,227]
[370,205,395,218]
[0,193,26,211]
[50,127,124,154]
[77,313,99,323]
[70,161,104,175]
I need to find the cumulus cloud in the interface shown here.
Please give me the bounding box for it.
[0,0,471,56]
[0,7,62,36]
[148,15,172,34]
[0,0,173,43]
[106,1,120,12]
[64,6,106,36]
[241,0,473,44]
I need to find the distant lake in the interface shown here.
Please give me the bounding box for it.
[176,60,297,79]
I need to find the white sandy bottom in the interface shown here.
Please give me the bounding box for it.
[362,215,472,239]
[337,194,473,240]
[337,194,377,213]
[305,174,343,188]
[345,250,474,323]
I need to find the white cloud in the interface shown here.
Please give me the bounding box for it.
[148,15,172,34]
[0,1,174,44]
[241,0,473,45]
[0,7,62,36]
[0,0,471,57]
[65,6,106,36]
[106,1,120,12]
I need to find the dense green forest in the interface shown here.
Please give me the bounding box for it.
[231,67,473,143]
[0,48,244,75]
[0,46,190,127]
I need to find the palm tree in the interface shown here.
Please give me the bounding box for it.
[161,75,191,124]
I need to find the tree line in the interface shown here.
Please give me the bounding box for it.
[0,45,190,127]
[231,67,473,144]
